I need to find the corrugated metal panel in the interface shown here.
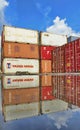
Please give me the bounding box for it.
[41,75,52,87]
[3,75,39,89]
[42,99,68,114]
[41,32,67,46]
[76,76,80,107]
[53,76,58,98]
[3,58,39,74]
[65,42,75,72]
[53,50,57,72]
[58,76,65,100]
[3,102,40,121]
[41,60,52,73]
[57,46,65,72]
[75,39,80,72]
[3,88,39,105]
[3,42,39,59]
[3,26,39,44]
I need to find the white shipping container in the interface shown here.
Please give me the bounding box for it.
[41,32,67,46]
[3,75,39,89]
[42,99,68,114]
[4,102,40,121]
[3,58,39,74]
[3,26,39,44]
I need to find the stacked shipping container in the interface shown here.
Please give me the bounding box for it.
[1,25,68,121]
[40,32,57,102]
[40,32,68,114]
[2,25,40,121]
[52,38,80,107]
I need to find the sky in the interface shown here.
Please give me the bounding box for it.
[0,0,80,35]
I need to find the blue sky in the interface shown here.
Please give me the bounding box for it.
[0,0,80,36]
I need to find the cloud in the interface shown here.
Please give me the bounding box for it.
[0,0,9,33]
[47,16,80,36]
[47,108,80,129]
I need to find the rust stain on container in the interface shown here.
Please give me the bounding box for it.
[41,75,52,86]
[3,88,39,105]
[41,60,52,73]
[3,42,39,59]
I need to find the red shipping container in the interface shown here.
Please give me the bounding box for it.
[57,46,65,72]
[65,75,76,105]
[41,86,55,100]
[65,42,75,72]
[40,46,56,60]
[53,76,58,98]
[58,76,65,100]
[53,49,57,73]
[75,39,80,72]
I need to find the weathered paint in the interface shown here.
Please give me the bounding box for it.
[42,99,68,114]
[3,102,40,121]
[3,25,39,44]
[41,32,67,46]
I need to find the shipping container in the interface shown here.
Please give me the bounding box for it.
[57,46,65,72]
[53,76,58,98]
[3,42,39,59]
[41,75,52,87]
[41,60,52,73]
[65,42,75,72]
[65,75,76,105]
[2,75,39,89]
[3,88,39,105]
[40,32,67,46]
[3,102,40,121]
[40,46,56,60]
[67,36,80,42]
[41,86,55,101]
[2,58,39,74]
[3,25,39,44]
[75,39,80,72]
[42,99,68,114]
